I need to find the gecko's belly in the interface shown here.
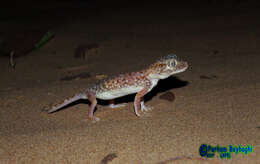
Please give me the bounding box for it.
[96,86,143,100]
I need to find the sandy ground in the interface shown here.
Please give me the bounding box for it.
[0,1,259,164]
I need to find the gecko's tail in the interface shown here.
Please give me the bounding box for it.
[43,93,87,113]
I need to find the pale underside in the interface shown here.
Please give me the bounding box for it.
[96,78,159,100]
[96,86,144,100]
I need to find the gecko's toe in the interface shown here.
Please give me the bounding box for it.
[135,111,141,117]
[140,101,153,112]
[141,105,153,112]
[91,117,100,123]
[83,116,100,123]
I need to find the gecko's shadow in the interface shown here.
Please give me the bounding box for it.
[145,76,189,102]
[98,76,189,105]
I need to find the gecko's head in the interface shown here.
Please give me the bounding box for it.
[147,54,188,79]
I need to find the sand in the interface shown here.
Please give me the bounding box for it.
[0,1,259,164]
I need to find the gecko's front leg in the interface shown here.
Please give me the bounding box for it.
[134,87,151,116]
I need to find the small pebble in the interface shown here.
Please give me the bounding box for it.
[199,75,217,80]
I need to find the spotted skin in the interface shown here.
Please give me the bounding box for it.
[43,54,188,122]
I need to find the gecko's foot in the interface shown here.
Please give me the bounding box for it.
[83,116,100,123]
[141,105,153,112]
[91,116,100,123]
[141,102,153,112]
[135,107,153,117]
[135,111,141,117]
[108,103,127,109]
[134,101,153,117]
[136,109,152,117]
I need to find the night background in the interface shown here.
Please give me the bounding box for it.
[0,0,259,163]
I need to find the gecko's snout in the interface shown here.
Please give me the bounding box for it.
[177,61,188,69]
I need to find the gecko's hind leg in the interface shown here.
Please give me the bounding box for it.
[87,92,100,123]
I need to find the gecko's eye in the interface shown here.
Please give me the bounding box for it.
[169,60,176,67]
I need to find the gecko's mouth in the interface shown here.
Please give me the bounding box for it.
[174,67,188,74]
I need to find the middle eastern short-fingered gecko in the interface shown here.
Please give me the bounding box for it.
[43,54,188,122]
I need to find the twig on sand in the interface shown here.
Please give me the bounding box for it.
[74,43,100,59]
[60,72,91,81]
[9,50,15,69]
[100,153,117,164]
[59,65,89,72]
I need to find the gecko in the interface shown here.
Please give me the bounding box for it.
[43,54,188,122]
